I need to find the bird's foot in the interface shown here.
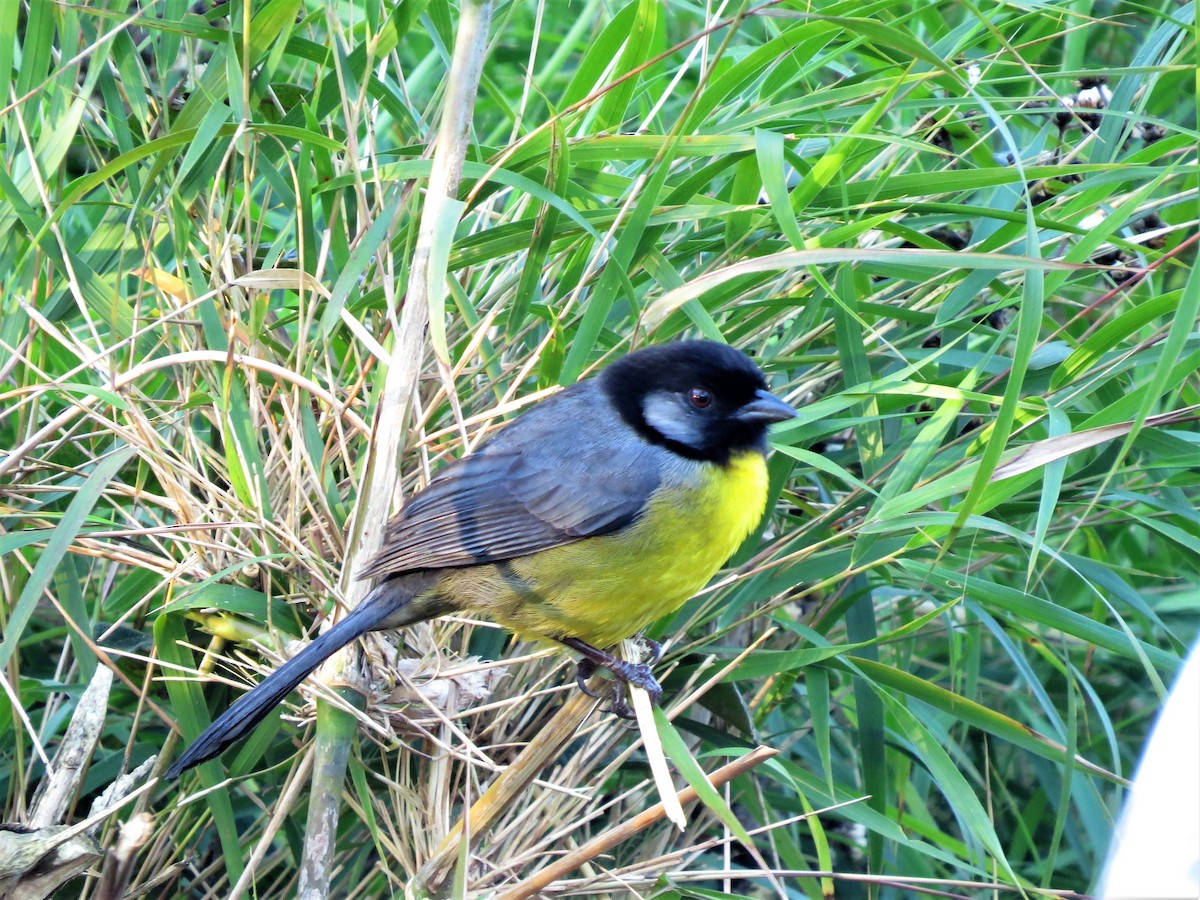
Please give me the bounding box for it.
[603,659,662,719]
[606,659,663,707]
[560,637,663,718]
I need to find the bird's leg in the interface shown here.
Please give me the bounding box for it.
[559,637,663,719]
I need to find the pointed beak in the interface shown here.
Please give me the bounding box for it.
[737,389,798,425]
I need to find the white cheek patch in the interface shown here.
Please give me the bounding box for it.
[642,392,703,446]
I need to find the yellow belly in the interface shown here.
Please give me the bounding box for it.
[436,450,769,647]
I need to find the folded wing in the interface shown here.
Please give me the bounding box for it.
[360,384,662,579]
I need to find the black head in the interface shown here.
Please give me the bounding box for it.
[599,341,796,464]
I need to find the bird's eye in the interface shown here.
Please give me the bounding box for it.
[688,387,713,409]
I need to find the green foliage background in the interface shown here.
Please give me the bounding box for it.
[1,0,1197,896]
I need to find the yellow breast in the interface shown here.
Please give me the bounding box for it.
[444,449,770,647]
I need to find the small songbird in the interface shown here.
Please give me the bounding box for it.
[166,340,796,777]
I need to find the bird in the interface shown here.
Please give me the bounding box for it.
[165,340,796,778]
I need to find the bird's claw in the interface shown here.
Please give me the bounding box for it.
[575,659,602,697]
[605,685,636,720]
[637,637,664,666]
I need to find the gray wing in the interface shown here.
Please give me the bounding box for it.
[359,383,663,579]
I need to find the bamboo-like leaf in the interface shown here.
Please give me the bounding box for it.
[646,249,1076,326]
[0,447,134,670]
[993,405,1200,480]
[843,656,1121,782]
[426,198,467,365]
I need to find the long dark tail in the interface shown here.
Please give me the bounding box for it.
[165,580,436,778]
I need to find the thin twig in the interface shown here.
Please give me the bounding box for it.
[495,746,780,900]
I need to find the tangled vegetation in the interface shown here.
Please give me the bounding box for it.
[1,0,1196,897]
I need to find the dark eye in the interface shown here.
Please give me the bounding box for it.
[688,387,713,409]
